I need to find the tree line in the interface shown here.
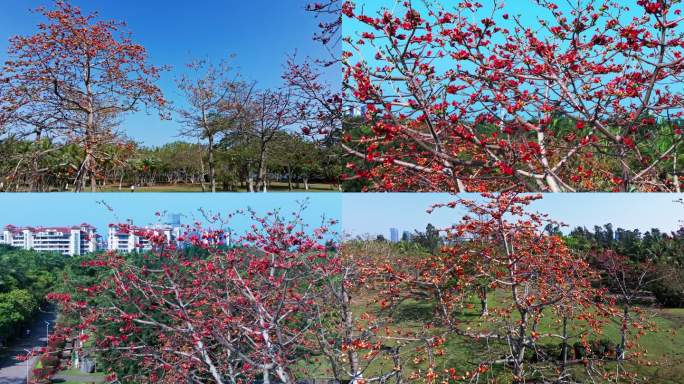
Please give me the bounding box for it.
[0,133,343,192]
[374,221,684,308]
[567,224,684,307]
[0,245,67,346]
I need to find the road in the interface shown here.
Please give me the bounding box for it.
[0,309,57,384]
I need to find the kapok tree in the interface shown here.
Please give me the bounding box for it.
[365,193,610,383]
[280,2,343,187]
[50,208,339,384]
[285,0,342,135]
[2,0,166,192]
[176,58,255,193]
[595,249,660,379]
[243,89,298,192]
[309,239,420,384]
[283,57,345,190]
[342,0,684,192]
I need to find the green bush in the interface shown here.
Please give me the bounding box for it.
[649,266,684,307]
[40,354,59,370]
[573,342,587,359]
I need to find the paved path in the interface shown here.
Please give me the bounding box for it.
[0,309,57,384]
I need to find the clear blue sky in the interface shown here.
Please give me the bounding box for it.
[0,0,339,146]
[0,193,342,236]
[342,193,684,238]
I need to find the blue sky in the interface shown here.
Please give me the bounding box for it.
[342,193,684,237]
[0,0,338,146]
[0,193,342,236]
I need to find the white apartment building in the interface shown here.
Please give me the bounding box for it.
[107,224,181,253]
[0,224,99,256]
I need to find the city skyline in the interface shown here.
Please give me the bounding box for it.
[342,193,684,238]
[3,193,680,245]
[0,193,341,238]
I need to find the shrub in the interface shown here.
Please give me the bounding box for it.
[40,354,60,370]
[649,266,684,307]
[573,342,587,359]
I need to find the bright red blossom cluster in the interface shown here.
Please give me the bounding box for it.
[342,0,684,192]
[49,208,339,384]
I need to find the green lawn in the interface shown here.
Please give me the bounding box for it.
[55,368,104,376]
[51,368,106,384]
[298,292,684,383]
[453,295,684,383]
[97,181,339,192]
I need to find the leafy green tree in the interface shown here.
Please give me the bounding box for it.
[0,246,68,341]
[413,223,441,254]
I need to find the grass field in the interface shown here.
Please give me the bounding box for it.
[299,292,684,383]
[97,182,339,192]
[51,367,106,383]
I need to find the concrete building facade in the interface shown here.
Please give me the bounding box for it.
[0,224,98,256]
[107,224,181,253]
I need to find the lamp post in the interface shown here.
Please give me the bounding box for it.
[23,348,32,384]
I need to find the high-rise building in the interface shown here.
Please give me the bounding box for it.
[165,213,183,242]
[0,224,98,256]
[389,227,400,243]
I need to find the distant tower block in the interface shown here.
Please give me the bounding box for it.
[389,228,400,243]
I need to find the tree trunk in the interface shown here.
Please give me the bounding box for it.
[257,145,268,192]
[86,80,97,192]
[619,305,629,360]
[479,286,488,316]
[198,147,207,192]
[207,134,216,193]
[544,174,561,192]
[83,143,98,192]
[674,149,681,192]
[304,177,309,191]
[274,366,294,384]
[287,166,293,191]
[561,315,569,372]
[341,286,362,382]
[511,304,528,383]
